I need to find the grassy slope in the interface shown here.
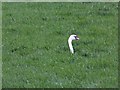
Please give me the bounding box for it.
[2,2,118,88]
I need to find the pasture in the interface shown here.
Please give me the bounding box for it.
[2,2,118,88]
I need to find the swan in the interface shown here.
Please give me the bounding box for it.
[68,34,79,54]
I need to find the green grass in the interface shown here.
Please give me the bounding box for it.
[0,2,2,90]
[2,2,118,88]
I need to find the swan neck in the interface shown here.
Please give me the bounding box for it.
[68,39,74,54]
[68,38,72,43]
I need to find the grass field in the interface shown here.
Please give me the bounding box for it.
[2,2,118,88]
[0,2,2,89]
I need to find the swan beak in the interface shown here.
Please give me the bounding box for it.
[75,36,79,40]
[76,38,79,40]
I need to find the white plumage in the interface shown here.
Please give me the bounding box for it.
[68,34,79,54]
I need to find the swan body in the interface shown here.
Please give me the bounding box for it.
[68,34,79,54]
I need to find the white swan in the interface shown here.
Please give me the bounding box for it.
[68,34,79,54]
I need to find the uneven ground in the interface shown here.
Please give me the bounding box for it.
[2,2,118,88]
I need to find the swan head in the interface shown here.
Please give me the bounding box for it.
[69,34,79,41]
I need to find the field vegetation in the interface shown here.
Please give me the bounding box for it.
[2,2,118,88]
